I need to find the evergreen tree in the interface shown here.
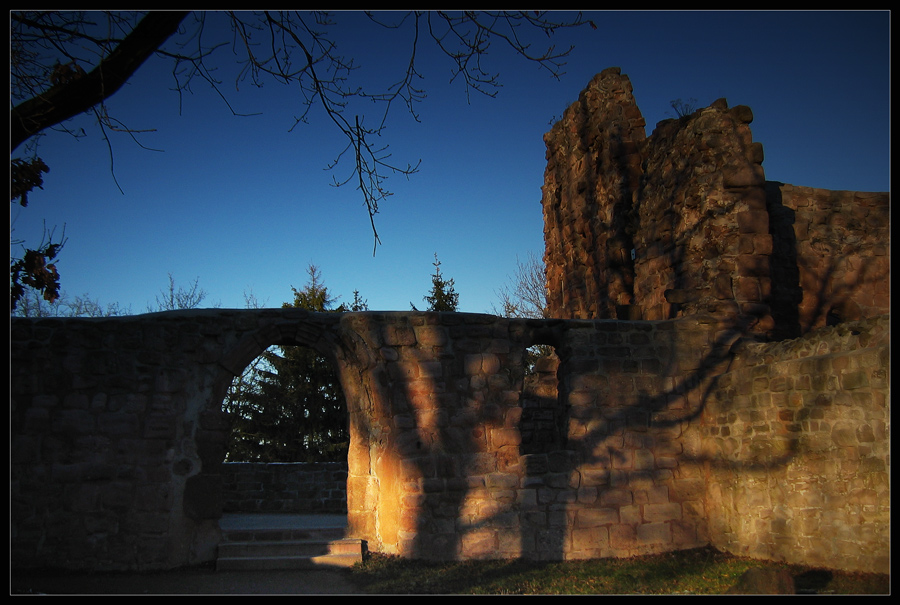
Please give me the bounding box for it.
[225,265,351,462]
[423,253,459,312]
[345,289,369,312]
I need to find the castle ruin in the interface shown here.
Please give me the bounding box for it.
[11,68,889,575]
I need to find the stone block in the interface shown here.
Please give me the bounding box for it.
[609,524,637,550]
[840,370,868,390]
[581,468,611,487]
[736,253,769,277]
[636,521,671,544]
[383,323,417,346]
[600,488,633,507]
[724,164,765,188]
[575,507,618,527]
[414,325,448,347]
[643,502,682,522]
[51,409,95,434]
[571,526,609,552]
[620,504,641,525]
[634,449,655,470]
[489,428,521,448]
[97,412,140,435]
[664,289,698,304]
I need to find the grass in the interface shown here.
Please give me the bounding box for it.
[348,546,890,595]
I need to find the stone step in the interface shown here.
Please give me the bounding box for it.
[216,538,365,570]
[216,553,362,570]
[219,538,363,558]
[216,515,364,571]
[220,526,347,543]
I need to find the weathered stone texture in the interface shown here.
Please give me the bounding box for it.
[542,67,646,321]
[11,310,889,574]
[703,315,890,573]
[767,184,890,337]
[542,68,889,341]
[635,99,770,331]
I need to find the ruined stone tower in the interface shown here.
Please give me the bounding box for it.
[541,67,889,338]
[541,67,647,321]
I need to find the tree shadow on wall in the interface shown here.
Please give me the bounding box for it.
[766,181,890,338]
[342,305,884,567]
[567,305,887,565]
[373,312,768,564]
[400,313,769,565]
[408,344,479,561]
[337,315,482,561]
[557,310,795,558]
[360,319,572,563]
[390,312,786,565]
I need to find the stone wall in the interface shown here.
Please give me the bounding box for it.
[222,462,347,514]
[703,315,890,573]
[10,309,349,572]
[341,312,715,561]
[10,309,890,573]
[542,67,890,339]
[766,183,890,337]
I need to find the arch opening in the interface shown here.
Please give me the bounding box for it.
[222,342,350,464]
[216,335,352,518]
[519,342,565,455]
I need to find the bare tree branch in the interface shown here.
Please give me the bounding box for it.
[11,11,189,151]
[10,10,596,301]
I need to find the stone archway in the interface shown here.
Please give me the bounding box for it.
[218,315,354,468]
[181,310,365,559]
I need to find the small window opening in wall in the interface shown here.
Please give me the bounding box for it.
[630,248,636,261]
[222,344,350,463]
[520,344,564,455]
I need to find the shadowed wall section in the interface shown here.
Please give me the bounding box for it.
[11,310,889,573]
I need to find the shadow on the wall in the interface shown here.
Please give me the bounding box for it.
[766,180,890,337]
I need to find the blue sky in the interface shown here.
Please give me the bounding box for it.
[11,10,890,315]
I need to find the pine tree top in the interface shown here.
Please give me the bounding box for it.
[424,253,459,312]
